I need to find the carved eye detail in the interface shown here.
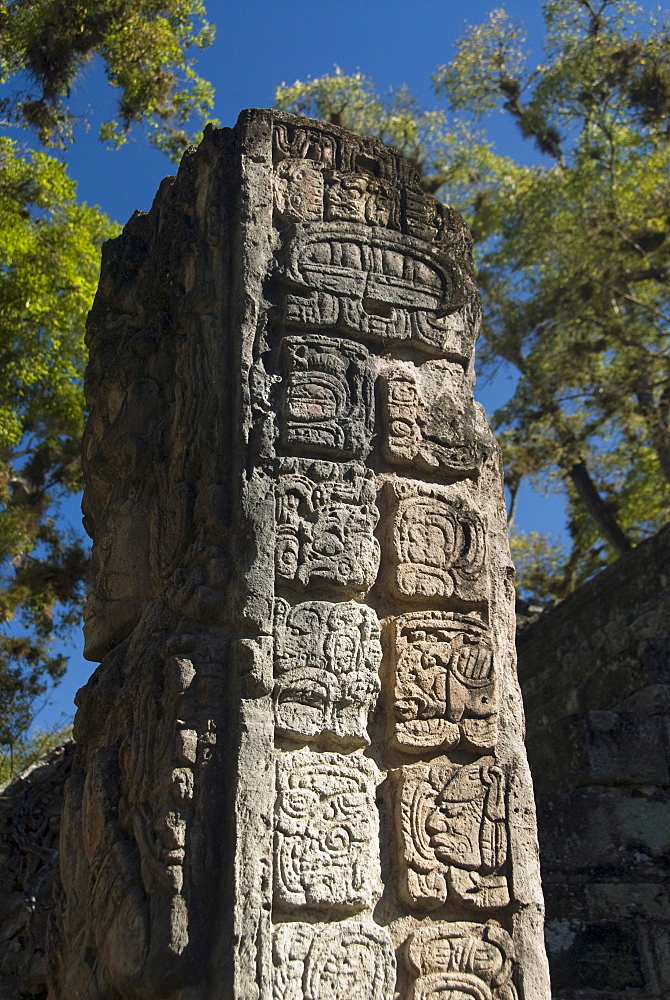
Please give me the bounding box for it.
[324,825,351,852]
[390,419,412,437]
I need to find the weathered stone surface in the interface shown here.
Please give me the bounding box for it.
[405,920,518,1000]
[379,479,488,603]
[47,110,549,1000]
[273,599,381,744]
[380,360,490,477]
[518,524,670,1000]
[273,919,396,1000]
[274,752,382,911]
[278,335,375,459]
[277,223,471,353]
[275,460,380,593]
[393,759,510,911]
[386,610,498,753]
[0,744,74,1000]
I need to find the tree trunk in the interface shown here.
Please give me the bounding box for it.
[635,376,670,485]
[568,461,632,556]
[506,478,520,530]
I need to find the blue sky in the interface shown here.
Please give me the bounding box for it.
[23,0,660,728]
[64,1,550,218]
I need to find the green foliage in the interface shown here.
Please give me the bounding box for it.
[0,0,215,761]
[0,139,114,456]
[274,1,670,597]
[0,0,216,157]
[432,8,529,120]
[509,530,566,601]
[0,715,72,787]
[0,139,116,754]
[441,0,670,563]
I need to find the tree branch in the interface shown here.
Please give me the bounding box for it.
[568,460,632,555]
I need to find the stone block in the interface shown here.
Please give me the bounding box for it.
[274,752,382,911]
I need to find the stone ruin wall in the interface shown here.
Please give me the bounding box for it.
[45,111,550,1000]
[518,525,670,1000]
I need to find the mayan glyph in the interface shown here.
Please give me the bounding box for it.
[274,752,382,911]
[405,921,519,1000]
[48,111,550,1000]
[273,598,381,743]
[393,758,510,911]
[387,610,498,752]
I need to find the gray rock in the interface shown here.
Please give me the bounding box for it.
[519,525,670,999]
[0,743,75,1000]
[48,110,549,1000]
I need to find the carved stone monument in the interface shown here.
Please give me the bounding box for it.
[48,111,550,1000]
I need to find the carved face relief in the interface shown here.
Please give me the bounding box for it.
[388,612,498,753]
[394,760,509,910]
[381,362,490,476]
[273,920,396,1000]
[386,483,487,602]
[274,599,381,744]
[278,336,375,458]
[405,921,517,1000]
[118,654,198,900]
[77,652,201,991]
[324,172,392,226]
[275,460,380,593]
[274,753,382,911]
[83,500,152,660]
[274,159,324,224]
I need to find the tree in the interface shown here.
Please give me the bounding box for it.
[0,0,215,157]
[436,0,670,582]
[0,0,215,761]
[275,0,670,598]
[0,139,116,761]
[0,716,72,787]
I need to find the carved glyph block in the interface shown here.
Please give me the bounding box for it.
[384,481,487,603]
[405,921,518,1000]
[402,186,455,244]
[381,360,490,477]
[278,335,375,458]
[324,171,393,227]
[273,599,381,744]
[393,760,509,911]
[277,223,473,358]
[274,752,382,911]
[273,145,394,230]
[273,920,396,1000]
[275,460,380,593]
[274,123,337,168]
[274,159,325,224]
[387,611,498,753]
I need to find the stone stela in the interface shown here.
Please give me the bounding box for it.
[48,111,550,1000]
